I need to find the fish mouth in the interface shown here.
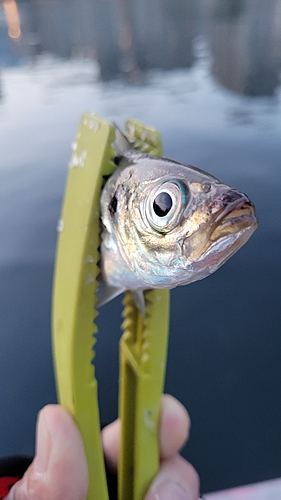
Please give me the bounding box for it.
[201,190,258,259]
[210,197,256,243]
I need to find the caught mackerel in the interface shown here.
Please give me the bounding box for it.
[98,127,257,313]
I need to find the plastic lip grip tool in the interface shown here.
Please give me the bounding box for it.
[52,115,170,500]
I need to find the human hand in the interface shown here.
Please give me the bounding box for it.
[7,395,199,500]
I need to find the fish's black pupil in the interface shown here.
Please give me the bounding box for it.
[153,192,173,217]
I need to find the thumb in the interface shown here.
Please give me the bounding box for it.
[145,454,199,500]
[7,405,88,500]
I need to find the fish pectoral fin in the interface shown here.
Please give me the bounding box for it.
[96,280,146,317]
[131,290,146,317]
[96,281,125,307]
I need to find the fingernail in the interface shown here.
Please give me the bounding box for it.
[146,479,192,500]
[33,410,52,474]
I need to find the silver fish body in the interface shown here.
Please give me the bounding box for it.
[98,133,257,308]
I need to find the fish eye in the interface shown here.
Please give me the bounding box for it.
[153,192,173,217]
[146,181,189,233]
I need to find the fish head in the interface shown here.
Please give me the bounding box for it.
[100,153,257,291]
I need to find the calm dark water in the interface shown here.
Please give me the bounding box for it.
[0,0,281,494]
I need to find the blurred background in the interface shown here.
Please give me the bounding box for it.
[0,0,281,494]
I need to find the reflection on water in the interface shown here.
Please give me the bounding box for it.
[0,0,281,92]
[207,0,281,96]
[0,0,281,495]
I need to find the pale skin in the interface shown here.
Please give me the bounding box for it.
[6,395,199,500]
